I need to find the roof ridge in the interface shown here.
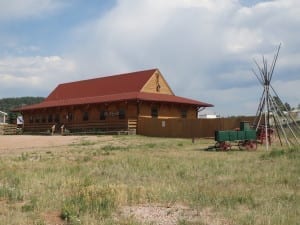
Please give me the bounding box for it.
[59,68,158,86]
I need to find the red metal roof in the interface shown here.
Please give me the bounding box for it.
[14,68,213,111]
[46,68,157,101]
[15,92,212,111]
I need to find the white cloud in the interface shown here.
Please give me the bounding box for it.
[225,28,263,53]
[0,56,76,97]
[0,74,41,85]
[272,79,300,107]
[63,0,300,115]
[0,0,67,21]
[0,0,299,115]
[181,0,235,10]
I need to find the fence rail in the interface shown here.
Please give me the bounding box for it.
[22,119,136,135]
[0,124,17,135]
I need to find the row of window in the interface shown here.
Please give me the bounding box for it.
[30,114,61,123]
[29,108,187,123]
[29,109,127,124]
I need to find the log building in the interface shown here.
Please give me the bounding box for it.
[14,69,213,133]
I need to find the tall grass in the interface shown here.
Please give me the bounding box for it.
[0,136,298,224]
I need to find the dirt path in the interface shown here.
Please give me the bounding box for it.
[0,135,100,155]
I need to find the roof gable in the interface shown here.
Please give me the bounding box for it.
[141,70,174,95]
[45,68,157,102]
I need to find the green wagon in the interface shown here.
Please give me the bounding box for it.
[214,122,257,151]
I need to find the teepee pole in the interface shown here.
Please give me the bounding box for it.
[264,77,269,150]
[269,94,290,147]
[252,44,299,149]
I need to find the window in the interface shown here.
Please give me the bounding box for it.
[83,112,89,121]
[29,116,34,123]
[67,112,73,121]
[100,110,106,120]
[41,116,46,123]
[48,115,53,123]
[181,109,187,118]
[119,109,125,119]
[54,114,60,123]
[151,107,158,118]
[35,116,40,123]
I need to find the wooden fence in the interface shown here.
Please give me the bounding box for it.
[137,116,256,138]
[0,124,17,135]
[22,119,138,135]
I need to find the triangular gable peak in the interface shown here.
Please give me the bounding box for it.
[140,69,174,95]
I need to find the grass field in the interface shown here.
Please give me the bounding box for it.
[0,135,299,225]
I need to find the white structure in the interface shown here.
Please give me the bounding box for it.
[290,109,300,121]
[199,114,220,119]
[0,111,8,124]
[17,115,24,125]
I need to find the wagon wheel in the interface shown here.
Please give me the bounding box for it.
[245,140,257,150]
[220,141,231,151]
[251,140,258,150]
[238,141,246,150]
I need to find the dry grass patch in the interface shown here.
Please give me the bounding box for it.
[43,211,66,225]
[0,135,298,225]
[117,204,230,225]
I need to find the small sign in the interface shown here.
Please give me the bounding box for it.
[17,116,24,125]
[162,120,166,128]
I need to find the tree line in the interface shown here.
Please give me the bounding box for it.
[0,97,45,124]
[0,97,44,112]
[272,96,299,112]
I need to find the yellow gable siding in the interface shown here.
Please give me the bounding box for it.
[141,70,174,95]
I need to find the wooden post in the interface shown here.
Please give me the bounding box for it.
[61,124,65,135]
[51,124,55,135]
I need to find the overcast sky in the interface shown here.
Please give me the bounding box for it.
[0,0,299,116]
